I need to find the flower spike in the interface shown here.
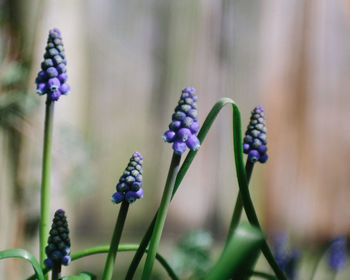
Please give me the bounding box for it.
[111,152,144,204]
[163,86,200,155]
[44,209,71,268]
[35,28,69,101]
[327,236,347,272]
[243,105,268,163]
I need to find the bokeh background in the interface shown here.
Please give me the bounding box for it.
[1,0,350,279]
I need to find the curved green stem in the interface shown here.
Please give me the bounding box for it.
[310,244,328,280]
[141,153,181,280]
[102,201,130,280]
[0,248,45,280]
[40,98,55,269]
[226,160,254,245]
[26,244,179,280]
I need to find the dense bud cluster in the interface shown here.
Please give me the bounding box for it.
[243,105,268,163]
[111,152,144,204]
[44,209,71,268]
[327,236,347,272]
[163,87,200,155]
[35,28,70,101]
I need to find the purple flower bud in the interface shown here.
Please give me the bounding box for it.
[125,191,138,203]
[48,77,60,90]
[182,117,193,128]
[169,120,181,131]
[173,141,187,155]
[259,154,268,163]
[44,258,54,268]
[177,128,192,142]
[112,192,124,204]
[190,122,200,133]
[243,143,250,153]
[117,182,128,192]
[57,63,66,74]
[163,130,176,142]
[61,255,71,266]
[58,73,68,83]
[131,181,141,191]
[60,83,70,95]
[36,83,47,95]
[248,150,260,163]
[135,188,144,198]
[186,135,200,151]
[173,111,186,121]
[46,67,59,78]
[50,89,61,101]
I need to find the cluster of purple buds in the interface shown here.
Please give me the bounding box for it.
[44,209,71,268]
[272,233,300,280]
[112,152,144,204]
[163,87,200,155]
[243,105,268,163]
[35,28,70,101]
[327,236,347,272]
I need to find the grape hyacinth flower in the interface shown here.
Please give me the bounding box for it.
[111,152,144,204]
[243,105,268,163]
[272,233,300,280]
[163,86,200,155]
[35,28,70,101]
[44,209,71,268]
[327,236,347,272]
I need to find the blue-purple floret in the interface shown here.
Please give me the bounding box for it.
[35,28,70,101]
[163,87,200,155]
[272,233,300,280]
[44,209,71,268]
[327,236,347,272]
[111,152,144,204]
[243,105,268,163]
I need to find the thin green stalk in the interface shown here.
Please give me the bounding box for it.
[226,160,254,245]
[40,98,55,269]
[310,244,328,280]
[102,201,130,280]
[141,153,181,280]
[26,244,179,280]
[249,270,278,280]
[51,262,61,280]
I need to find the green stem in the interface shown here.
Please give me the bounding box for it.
[310,244,328,280]
[226,160,254,245]
[231,106,286,280]
[102,201,130,280]
[141,153,181,280]
[40,98,55,269]
[51,262,61,280]
[26,244,179,280]
[249,270,278,280]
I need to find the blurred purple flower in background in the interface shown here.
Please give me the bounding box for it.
[327,236,347,272]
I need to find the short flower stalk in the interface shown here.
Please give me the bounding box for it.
[102,152,144,280]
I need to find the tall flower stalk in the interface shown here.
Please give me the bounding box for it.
[35,28,70,268]
[141,87,200,280]
[102,152,144,280]
[226,105,268,244]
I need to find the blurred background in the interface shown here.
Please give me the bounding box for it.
[1,0,350,279]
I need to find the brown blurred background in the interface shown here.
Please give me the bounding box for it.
[1,0,350,278]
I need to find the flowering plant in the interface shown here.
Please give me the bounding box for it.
[0,28,347,280]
